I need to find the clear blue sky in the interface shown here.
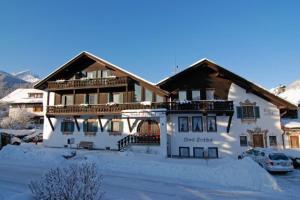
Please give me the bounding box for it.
[0,0,300,88]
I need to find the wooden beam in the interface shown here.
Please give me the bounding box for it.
[226,114,233,133]
[98,116,104,132]
[47,91,50,106]
[74,117,80,131]
[47,116,54,131]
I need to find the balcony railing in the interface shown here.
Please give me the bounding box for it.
[47,77,129,90]
[118,135,160,150]
[46,101,234,116]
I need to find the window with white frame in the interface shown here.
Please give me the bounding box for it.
[206,89,215,100]
[192,116,203,132]
[192,90,201,100]
[206,116,217,132]
[178,91,187,101]
[87,71,97,79]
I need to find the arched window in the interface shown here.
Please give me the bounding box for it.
[137,120,160,136]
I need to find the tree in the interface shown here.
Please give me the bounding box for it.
[0,108,31,129]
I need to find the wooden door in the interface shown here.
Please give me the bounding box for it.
[253,134,264,148]
[290,136,299,148]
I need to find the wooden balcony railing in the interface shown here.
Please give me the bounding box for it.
[47,77,129,90]
[118,135,160,150]
[46,101,234,116]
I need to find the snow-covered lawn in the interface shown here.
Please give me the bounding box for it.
[0,144,298,200]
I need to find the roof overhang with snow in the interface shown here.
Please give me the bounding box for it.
[34,51,169,95]
[157,58,297,110]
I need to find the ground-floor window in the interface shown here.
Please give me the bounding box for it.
[179,147,190,157]
[193,147,204,158]
[269,136,277,147]
[178,117,189,132]
[207,116,217,132]
[108,119,123,135]
[208,147,218,158]
[61,120,75,134]
[83,119,98,136]
[240,136,248,147]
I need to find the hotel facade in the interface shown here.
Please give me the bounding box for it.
[35,52,298,158]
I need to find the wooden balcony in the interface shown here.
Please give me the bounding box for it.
[47,77,129,90]
[46,101,234,116]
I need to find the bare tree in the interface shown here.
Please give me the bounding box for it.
[0,108,31,129]
[29,163,104,200]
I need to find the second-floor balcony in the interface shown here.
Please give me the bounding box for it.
[47,76,129,90]
[46,100,234,116]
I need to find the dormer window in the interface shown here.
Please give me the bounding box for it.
[178,91,187,101]
[145,89,153,102]
[102,69,114,78]
[87,71,97,79]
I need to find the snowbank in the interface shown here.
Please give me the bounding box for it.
[281,149,300,158]
[0,144,280,192]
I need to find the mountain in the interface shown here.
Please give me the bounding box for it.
[272,80,300,106]
[12,70,40,83]
[0,70,33,99]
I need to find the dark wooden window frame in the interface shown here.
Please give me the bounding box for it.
[193,147,204,158]
[192,116,203,132]
[61,120,75,134]
[269,136,277,147]
[179,147,190,157]
[240,136,248,147]
[208,147,219,158]
[206,116,217,132]
[178,117,189,132]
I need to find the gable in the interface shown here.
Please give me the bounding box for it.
[158,59,297,110]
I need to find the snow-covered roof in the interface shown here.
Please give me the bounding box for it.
[0,88,44,104]
[278,89,300,106]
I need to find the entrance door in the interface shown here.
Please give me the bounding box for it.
[253,134,264,148]
[290,136,300,148]
[137,120,160,136]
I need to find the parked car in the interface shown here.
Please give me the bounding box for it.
[240,148,294,173]
[289,156,300,168]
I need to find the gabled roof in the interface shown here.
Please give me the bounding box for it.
[0,88,44,104]
[34,52,168,95]
[157,58,297,110]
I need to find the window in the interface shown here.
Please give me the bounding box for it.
[29,93,43,98]
[108,93,123,104]
[33,105,43,112]
[178,91,187,101]
[178,117,189,132]
[192,116,203,132]
[269,136,277,147]
[62,95,74,105]
[108,120,124,133]
[134,84,142,102]
[87,71,97,79]
[179,147,190,157]
[83,119,98,135]
[85,94,98,104]
[156,95,164,102]
[208,147,218,158]
[240,136,248,147]
[206,116,217,132]
[102,69,114,78]
[61,120,75,133]
[206,89,215,100]
[192,90,201,100]
[145,89,153,102]
[193,147,204,158]
[237,106,260,120]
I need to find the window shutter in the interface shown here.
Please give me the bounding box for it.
[236,106,242,118]
[83,120,87,132]
[107,121,112,132]
[255,106,260,118]
[119,121,124,132]
[61,122,65,132]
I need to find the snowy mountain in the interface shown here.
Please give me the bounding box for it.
[272,80,300,106]
[0,70,33,99]
[12,70,40,83]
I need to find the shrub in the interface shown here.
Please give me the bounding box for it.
[29,163,103,200]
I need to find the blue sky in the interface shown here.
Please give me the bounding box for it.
[0,0,300,88]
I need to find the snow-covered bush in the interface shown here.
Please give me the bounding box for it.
[0,109,31,129]
[29,163,103,200]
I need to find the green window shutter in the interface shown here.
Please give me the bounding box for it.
[255,106,260,118]
[236,106,242,118]
[119,121,124,132]
[61,122,65,132]
[107,121,112,132]
[83,120,87,132]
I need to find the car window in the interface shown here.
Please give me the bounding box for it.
[269,154,289,160]
[253,150,259,156]
[246,149,253,155]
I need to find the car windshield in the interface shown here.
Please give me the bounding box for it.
[269,154,289,160]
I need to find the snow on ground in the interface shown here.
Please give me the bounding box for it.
[0,144,298,200]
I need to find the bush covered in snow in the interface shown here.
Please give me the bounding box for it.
[0,109,31,129]
[29,162,103,200]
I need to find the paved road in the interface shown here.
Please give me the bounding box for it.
[0,161,296,200]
